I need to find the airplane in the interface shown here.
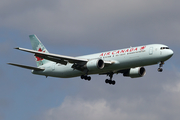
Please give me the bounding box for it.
[8,35,174,85]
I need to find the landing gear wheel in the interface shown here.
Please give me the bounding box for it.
[105,73,116,85]
[158,61,164,72]
[112,81,116,85]
[81,75,91,81]
[109,80,112,85]
[158,68,163,72]
[105,79,116,85]
[105,79,109,83]
[84,76,87,80]
[87,76,91,81]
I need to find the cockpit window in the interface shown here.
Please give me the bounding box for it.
[160,47,169,50]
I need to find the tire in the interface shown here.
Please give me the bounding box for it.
[105,79,109,83]
[87,76,91,81]
[109,80,112,85]
[112,81,116,85]
[158,68,163,72]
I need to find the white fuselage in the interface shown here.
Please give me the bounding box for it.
[32,44,173,78]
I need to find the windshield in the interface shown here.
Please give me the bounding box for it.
[160,47,169,50]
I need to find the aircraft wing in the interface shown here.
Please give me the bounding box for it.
[15,47,114,65]
[15,47,88,65]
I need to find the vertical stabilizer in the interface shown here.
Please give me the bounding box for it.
[29,35,50,67]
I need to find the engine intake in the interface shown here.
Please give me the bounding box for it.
[123,67,146,78]
[86,59,104,71]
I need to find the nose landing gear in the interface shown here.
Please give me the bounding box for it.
[158,68,163,72]
[158,61,164,72]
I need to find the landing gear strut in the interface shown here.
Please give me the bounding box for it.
[105,73,116,85]
[81,75,91,81]
[158,61,164,72]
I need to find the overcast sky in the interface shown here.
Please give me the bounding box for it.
[0,0,180,120]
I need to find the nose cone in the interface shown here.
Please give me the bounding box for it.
[168,49,174,57]
[165,49,174,59]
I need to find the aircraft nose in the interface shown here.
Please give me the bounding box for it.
[167,49,174,58]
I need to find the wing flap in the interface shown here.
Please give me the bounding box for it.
[8,63,45,71]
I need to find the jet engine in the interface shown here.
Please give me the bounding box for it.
[123,67,146,78]
[86,59,104,71]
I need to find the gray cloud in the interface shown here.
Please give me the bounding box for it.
[43,98,128,120]
[1,0,180,49]
[41,70,180,120]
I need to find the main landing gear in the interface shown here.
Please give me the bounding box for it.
[158,61,164,72]
[105,73,116,85]
[81,75,91,81]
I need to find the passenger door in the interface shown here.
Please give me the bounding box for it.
[149,47,153,55]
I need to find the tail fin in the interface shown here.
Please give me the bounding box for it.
[29,35,50,67]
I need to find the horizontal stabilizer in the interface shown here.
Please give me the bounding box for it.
[7,63,45,71]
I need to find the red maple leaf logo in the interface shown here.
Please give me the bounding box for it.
[36,48,45,61]
[140,46,146,50]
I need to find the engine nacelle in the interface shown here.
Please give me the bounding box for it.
[123,67,146,78]
[86,59,104,71]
